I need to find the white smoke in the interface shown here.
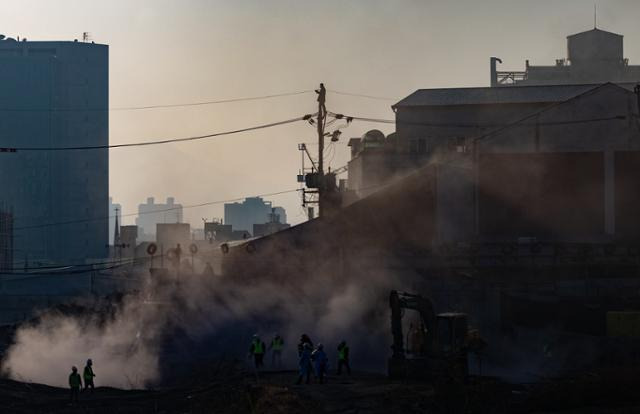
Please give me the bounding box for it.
[1,254,406,389]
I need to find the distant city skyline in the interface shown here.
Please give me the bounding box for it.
[109,195,288,237]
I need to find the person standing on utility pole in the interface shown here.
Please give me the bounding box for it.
[315,83,326,115]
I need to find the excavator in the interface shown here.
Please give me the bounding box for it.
[388,290,483,381]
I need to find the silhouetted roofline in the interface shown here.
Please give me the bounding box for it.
[567,28,622,39]
[393,83,638,108]
[0,39,107,47]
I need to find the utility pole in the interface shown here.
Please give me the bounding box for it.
[316,83,326,217]
[299,83,339,219]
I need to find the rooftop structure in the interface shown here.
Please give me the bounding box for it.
[491,28,640,86]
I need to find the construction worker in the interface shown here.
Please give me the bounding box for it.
[315,83,327,114]
[248,334,266,369]
[311,344,329,384]
[296,342,312,384]
[68,366,81,403]
[337,340,351,375]
[269,333,284,368]
[83,359,96,391]
[297,334,313,356]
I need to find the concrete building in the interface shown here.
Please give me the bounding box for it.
[135,197,183,241]
[347,84,605,199]
[349,84,639,244]
[0,36,109,264]
[204,221,233,242]
[224,197,287,234]
[253,208,291,237]
[119,225,138,258]
[108,197,122,245]
[156,223,190,250]
[347,28,640,205]
[491,28,640,86]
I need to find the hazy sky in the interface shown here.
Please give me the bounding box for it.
[2,0,640,227]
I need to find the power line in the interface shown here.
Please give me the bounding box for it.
[328,89,397,101]
[0,257,141,274]
[9,115,312,151]
[111,90,313,111]
[328,112,627,128]
[13,188,302,232]
[0,90,313,113]
[0,262,131,277]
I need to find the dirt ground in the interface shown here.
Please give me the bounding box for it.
[2,367,640,414]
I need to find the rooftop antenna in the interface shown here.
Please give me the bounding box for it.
[82,32,91,43]
[594,4,597,29]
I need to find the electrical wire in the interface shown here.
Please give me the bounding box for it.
[0,262,130,277]
[1,257,140,272]
[0,258,141,276]
[10,115,312,151]
[328,89,397,101]
[0,90,314,113]
[13,188,302,232]
[328,112,628,128]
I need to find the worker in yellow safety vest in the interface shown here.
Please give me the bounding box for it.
[248,334,266,369]
[269,334,284,368]
[83,359,96,392]
[68,366,81,403]
[337,340,351,375]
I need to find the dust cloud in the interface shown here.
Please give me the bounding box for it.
[0,251,405,389]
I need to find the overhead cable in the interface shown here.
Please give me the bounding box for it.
[328,89,397,101]
[328,112,627,128]
[0,90,313,113]
[10,115,313,151]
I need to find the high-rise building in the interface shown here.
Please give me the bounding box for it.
[224,197,287,234]
[135,197,183,241]
[0,36,109,264]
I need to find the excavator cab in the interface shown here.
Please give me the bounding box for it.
[388,290,469,380]
[437,313,469,355]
